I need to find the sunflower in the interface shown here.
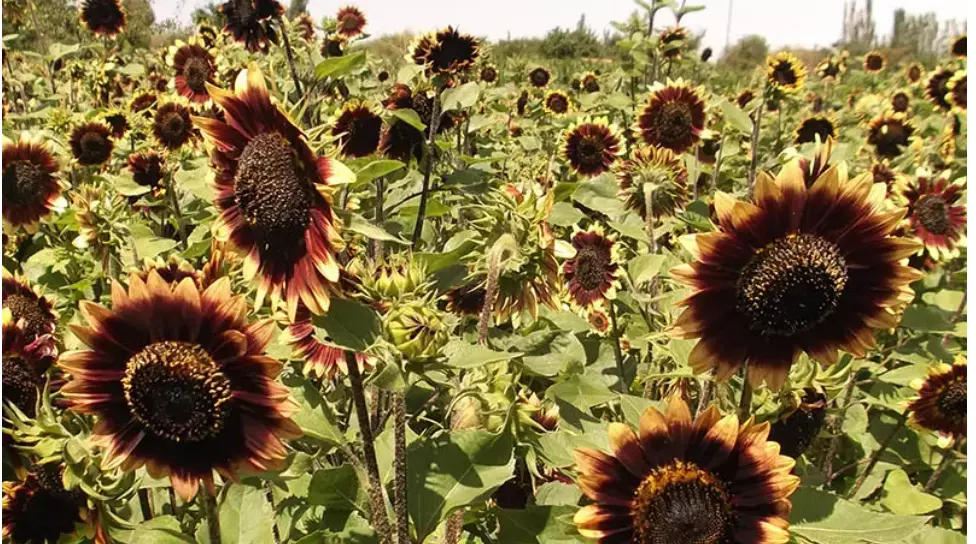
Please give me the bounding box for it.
[908,357,966,443]
[768,388,826,458]
[587,308,611,335]
[2,134,67,231]
[281,306,369,379]
[411,27,479,76]
[905,62,924,84]
[321,34,344,57]
[2,466,87,544]
[867,112,915,159]
[765,52,807,95]
[61,271,301,500]
[616,145,689,221]
[192,64,349,320]
[529,66,551,88]
[871,161,907,196]
[294,12,315,41]
[153,102,195,150]
[136,255,204,288]
[947,70,966,112]
[573,395,799,543]
[331,101,383,158]
[636,80,706,154]
[444,279,487,316]
[380,121,424,163]
[69,122,114,167]
[218,0,282,53]
[334,5,366,38]
[900,175,966,261]
[563,227,620,311]
[3,268,57,351]
[2,308,53,417]
[564,118,623,177]
[582,72,600,93]
[103,110,129,139]
[671,161,923,390]
[950,34,966,58]
[659,26,688,59]
[197,21,219,48]
[862,51,886,73]
[170,43,216,103]
[78,0,125,37]
[126,150,167,197]
[516,90,529,116]
[816,55,846,82]
[794,114,836,145]
[543,90,571,115]
[129,91,157,117]
[925,67,954,111]
[890,90,911,113]
[736,89,755,109]
[479,64,498,83]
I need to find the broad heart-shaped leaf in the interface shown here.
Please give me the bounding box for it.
[407,429,515,543]
[284,373,345,446]
[314,51,366,79]
[307,465,366,512]
[128,223,177,260]
[880,469,943,515]
[898,305,954,332]
[354,159,405,185]
[493,506,585,543]
[443,340,523,369]
[628,254,666,286]
[440,81,481,111]
[390,108,427,132]
[200,484,274,544]
[131,516,194,544]
[312,298,382,352]
[718,98,753,135]
[572,175,626,217]
[546,375,617,408]
[790,487,930,543]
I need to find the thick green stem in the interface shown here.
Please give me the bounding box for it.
[608,302,628,394]
[277,17,303,98]
[737,367,753,420]
[200,485,221,544]
[411,96,441,249]
[747,96,766,195]
[696,374,714,417]
[393,392,409,544]
[166,174,188,248]
[138,488,153,520]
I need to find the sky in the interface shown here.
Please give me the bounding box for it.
[152,0,968,52]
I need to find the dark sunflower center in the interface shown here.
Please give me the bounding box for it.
[11,484,80,543]
[892,93,909,112]
[481,67,497,82]
[531,69,549,86]
[737,234,848,337]
[5,293,48,340]
[659,100,694,143]
[3,161,45,207]
[823,63,840,77]
[234,132,312,261]
[584,79,600,92]
[915,195,950,235]
[866,55,883,70]
[632,461,732,544]
[159,111,187,140]
[123,341,232,443]
[772,61,797,86]
[576,136,606,167]
[432,35,474,72]
[339,13,361,32]
[797,119,835,144]
[547,94,568,113]
[936,379,967,421]
[2,356,40,417]
[183,56,211,92]
[574,245,611,290]
[79,131,110,162]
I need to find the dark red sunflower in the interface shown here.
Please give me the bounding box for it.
[294,12,315,42]
[588,308,611,335]
[171,43,216,103]
[2,466,87,543]
[908,358,966,442]
[410,26,480,76]
[516,90,529,115]
[61,271,301,500]
[197,22,219,48]
[321,34,344,57]
[768,388,827,458]
[103,110,129,139]
[659,26,688,59]
[867,112,915,159]
[947,70,966,112]
[891,90,911,113]
[331,101,383,158]
[479,64,498,83]
[871,161,906,196]
[379,84,425,163]
[2,308,54,417]
[816,55,846,82]
[192,64,348,320]
[219,0,282,53]
[925,67,954,111]
[616,145,689,221]
[564,119,622,177]
[129,92,157,118]
[544,90,571,115]
[794,114,836,145]
[862,51,886,73]
[951,34,966,58]
[136,255,204,288]
[69,122,114,167]
[528,66,551,88]
[281,306,369,379]
[765,52,807,95]
[3,269,57,354]
[126,150,167,198]
[582,72,600,93]
[563,227,620,311]
[900,175,966,261]
[334,5,366,38]
[153,102,195,150]
[78,0,125,37]
[736,89,755,109]
[637,81,706,154]
[2,135,66,231]
[573,396,799,543]
[444,279,487,316]
[905,63,923,84]
[671,162,923,390]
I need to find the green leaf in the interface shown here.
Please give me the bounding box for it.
[212,484,275,544]
[314,52,366,79]
[718,99,753,135]
[880,469,942,515]
[790,487,930,543]
[899,526,967,544]
[628,254,665,286]
[131,516,194,544]
[308,465,365,511]
[522,333,586,377]
[355,159,405,185]
[391,108,427,132]
[130,224,178,260]
[415,239,477,274]
[518,135,541,150]
[408,430,515,542]
[899,305,953,332]
[343,212,409,244]
[173,166,211,202]
[443,341,522,369]
[493,506,585,543]
[546,375,616,408]
[440,81,481,111]
[312,298,382,352]
[549,202,585,227]
[535,482,582,507]
[285,374,345,446]
[572,176,626,217]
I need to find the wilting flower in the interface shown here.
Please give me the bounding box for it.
[294,12,315,41]
[951,34,967,58]
[862,51,886,73]
[170,42,216,103]
[816,55,846,82]
[765,52,807,95]
[153,102,195,150]
[282,306,368,379]
[331,101,383,158]
[129,91,157,117]
[947,70,966,113]
[905,62,924,84]
[564,118,623,177]
[411,26,479,76]
[736,89,755,109]
[103,110,129,139]
[444,279,487,316]
[334,5,366,38]
[582,72,600,93]
[768,388,827,458]
[794,114,836,145]
[637,80,706,154]
[925,67,954,111]
[219,0,282,53]
[900,175,967,261]
[2,135,67,231]
[908,357,966,444]
[890,89,911,113]
[659,26,688,59]
[528,66,551,88]
[573,396,799,543]
[2,466,88,543]
[61,271,301,500]
[563,227,620,311]
[479,64,498,83]
[671,161,923,390]
[69,122,114,167]
[616,145,689,221]
[192,64,348,320]
[78,0,125,37]
[543,90,571,115]
[126,150,167,198]
[867,112,915,159]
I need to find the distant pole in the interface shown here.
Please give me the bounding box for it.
[725,0,733,52]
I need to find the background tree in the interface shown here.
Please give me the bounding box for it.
[720,34,769,72]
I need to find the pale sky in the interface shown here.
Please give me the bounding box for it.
[152,0,968,52]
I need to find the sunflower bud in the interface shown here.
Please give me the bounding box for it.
[350,254,430,308]
[385,300,449,361]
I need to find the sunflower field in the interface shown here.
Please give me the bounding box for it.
[0,0,969,542]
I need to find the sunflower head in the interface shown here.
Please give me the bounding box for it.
[129,91,157,117]
[905,62,924,84]
[385,299,450,361]
[816,55,846,82]
[218,0,282,53]
[294,12,315,41]
[2,467,86,543]
[170,43,216,103]
[951,34,966,58]
[736,89,755,109]
[563,226,620,311]
[103,110,129,139]
[78,0,125,37]
[136,255,203,288]
[69,122,114,167]
[153,102,195,150]
[890,90,911,113]
[909,358,966,443]
[2,269,58,350]
[348,253,430,307]
[2,307,55,416]
[444,278,487,316]
[126,150,167,197]
[573,395,799,543]
[947,70,966,113]
[587,308,611,335]
[765,52,807,95]
[659,26,689,59]
[331,101,383,158]
[768,388,827,458]
[197,21,219,48]
[616,145,689,221]
[2,135,66,231]
[543,90,571,115]
[321,34,345,57]
[335,5,366,38]
[581,72,600,93]
[899,175,967,261]
[794,114,836,145]
[281,304,370,379]
[863,51,886,73]
[528,66,551,88]
[479,64,498,83]
[564,118,623,177]
[925,67,955,111]
[411,26,479,77]
[867,112,915,159]
[637,80,707,153]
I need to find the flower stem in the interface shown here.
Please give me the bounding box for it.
[166,173,188,249]
[200,484,221,544]
[737,366,753,420]
[138,488,153,520]
[643,184,657,253]
[411,96,441,249]
[265,481,281,544]
[924,444,957,492]
[373,177,385,262]
[822,370,857,484]
[847,410,908,499]
[392,392,409,544]
[345,351,394,544]
[747,96,766,195]
[277,17,303,99]
[608,302,628,394]
[941,291,966,347]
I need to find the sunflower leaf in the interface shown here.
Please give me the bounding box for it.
[131,516,194,544]
[440,81,481,111]
[390,108,427,132]
[313,298,382,352]
[718,98,753,135]
[790,487,930,543]
[314,52,366,80]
